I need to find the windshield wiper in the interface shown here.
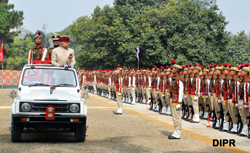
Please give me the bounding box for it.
[53,84,74,87]
[29,83,50,87]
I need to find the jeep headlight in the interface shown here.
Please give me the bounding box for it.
[70,104,79,113]
[21,103,31,112]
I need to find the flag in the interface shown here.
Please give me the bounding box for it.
[50,86,56,94]
[0,41,4,62]
[137,46,140,62]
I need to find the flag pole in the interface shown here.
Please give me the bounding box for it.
[137,46,140,70]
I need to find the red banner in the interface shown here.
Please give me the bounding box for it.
[0,41,3,62]
[0,70,21,85]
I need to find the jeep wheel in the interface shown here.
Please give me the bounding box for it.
[75,124,86,142]
[11,123,22,142]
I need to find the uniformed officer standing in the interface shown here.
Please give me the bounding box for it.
[28,31,48,64]
[168,59,184,139]
[47,34,60,60]
[114,65,123,115]
[238,64,250,136]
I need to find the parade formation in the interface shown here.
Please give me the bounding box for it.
[79,60,250,140]
[24,30,250,141]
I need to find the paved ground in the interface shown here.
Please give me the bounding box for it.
[0,89,249,152]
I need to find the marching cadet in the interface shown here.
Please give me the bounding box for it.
[221,63,232,131]
[228,66,241,134]
[210,64,218,122]
[108,70,112,99]
[168,59,184,139]
[152,66,159,111]
[182,67,189,119]
[47,34,60,60]
[199,66,209,119]
[190,63,201,123]
[28,31,48,64]
[146,68,152,104]
[149,67,156,109]
[159,66,166,114]
[238,64,250,136]
[114,65,123,115]
[186,64,194,121]
[212,64,223,129]
[93,70,97,94]
[165,66,172,115]
[131,69,136,104]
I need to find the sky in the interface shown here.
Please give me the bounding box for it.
[8,0,250,34]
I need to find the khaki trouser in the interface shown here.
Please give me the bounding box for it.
[228,99,238,124]
[146,88,151,101]
[142,88,146,100]
[208,93,214,111]
[221,97,230,122]
[202,96,210,112]
[151,89,156,103]
[192,97,199,114]
[137,87,142,98]
[122,88,127,97]
[160,92,166,107]
[116,92,123,108]
[127,88,131,99]
[238,100,249,125]
[198,96,203,111]
[213,93,221,119]
[165,92,171,108]
[131,87,136,100]
[187,95,192,112]
[108,86,111,95]
[171,98,181,130]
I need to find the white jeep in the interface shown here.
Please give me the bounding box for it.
[10,64,87,142]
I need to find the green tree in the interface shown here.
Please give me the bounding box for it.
[24,37,35,52]
[0,0,24,54]
[226,31,250,65]
[70,0,229,69]
[5,37,27,70]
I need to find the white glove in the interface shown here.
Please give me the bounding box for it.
[194,96,198,100]
[235,104,239,107]
[132,88,135,91]
[218,100,221,103]
[184,95,187,98]
[206,96,208,98]
[162,94,165,97]
[148,88,151,90]
[176,104,181,110]
[118,93,122,95]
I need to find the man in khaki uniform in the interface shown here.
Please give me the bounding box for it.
[238,64,250,136]
[114,65,123,115]
[51,36,76,67]
[228,66,240,133]
[28,31,47,64]
[47,34,60,60]
[169,59,183,139]
[190,64,201,123]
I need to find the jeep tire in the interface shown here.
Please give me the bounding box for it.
[75,124,86,142]
[11,123,22,142]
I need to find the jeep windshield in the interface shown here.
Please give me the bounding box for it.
[21,68,77,87]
